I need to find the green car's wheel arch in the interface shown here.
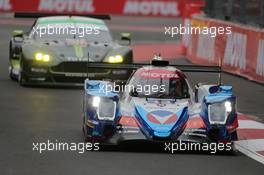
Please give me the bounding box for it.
[9,42,16,81]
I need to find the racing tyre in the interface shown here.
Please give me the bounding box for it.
[225,131,238,155]
[9,65,16,81]
[18,61,28,86]
[83,127,90,142]
[83,127,89,142]
[18,70,27,86]
[82,117,90,142]
[231,131,238,140]
[9,45,16,81]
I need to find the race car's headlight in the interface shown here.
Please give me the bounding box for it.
[90,96,116,121]
[35,52,50,62]
[107,55,123,63]
[208,101,233,124]
[225,101,232,112]
[92,96,101,108]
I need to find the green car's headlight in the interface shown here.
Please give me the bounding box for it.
[107,55,123,63]
[35,52,50,62]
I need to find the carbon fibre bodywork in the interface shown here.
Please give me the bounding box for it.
[9,16,133,86]
[82,65,238,145]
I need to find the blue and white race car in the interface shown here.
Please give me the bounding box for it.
[82,58,238,146]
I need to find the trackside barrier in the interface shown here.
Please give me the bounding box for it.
[182,15,264,84]
[0,0,203,17]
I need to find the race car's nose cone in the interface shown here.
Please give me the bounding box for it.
[147,110,178,137]
[135,105,187,138]
[147,110,177,125]
[132,98,189,138]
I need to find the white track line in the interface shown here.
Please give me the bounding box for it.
[236,115,264,164]
[238,120,264,129]
[235,140,264,164]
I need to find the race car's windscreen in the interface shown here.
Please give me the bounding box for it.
[30,24,112,42]
[128,74,189,99]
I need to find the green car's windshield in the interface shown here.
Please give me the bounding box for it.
[30,24,113,43]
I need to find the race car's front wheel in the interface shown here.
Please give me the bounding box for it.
[9,65,16,81]
[82,116,91,142]
[18,70,27,86]
[231,131,238,140]
[17,71,25,86]
[18,60,28,86]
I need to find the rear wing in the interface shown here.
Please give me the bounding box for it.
[86,61,222,85]
[86,62,221,73]
[14,13,111,20]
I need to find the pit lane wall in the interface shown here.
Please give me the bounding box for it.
[182,15,264,84]
[0,0,202,17]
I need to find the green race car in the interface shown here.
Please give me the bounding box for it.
[9,14,133,86]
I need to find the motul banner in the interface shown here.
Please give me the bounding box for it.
[0,0,200,17]
[183,16,264,84]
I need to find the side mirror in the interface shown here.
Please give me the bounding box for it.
[121,33,131,45]
[12,30,24,38]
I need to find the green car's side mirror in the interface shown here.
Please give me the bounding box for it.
[12,30,24,38]
[121,33,131,45]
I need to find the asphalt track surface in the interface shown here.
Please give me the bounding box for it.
[0,16,263,175]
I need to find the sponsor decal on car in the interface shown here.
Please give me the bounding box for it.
[135,69,179,79]
[147,110,177,124]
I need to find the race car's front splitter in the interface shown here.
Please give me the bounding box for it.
[85,124,216,146]
[16,59,131,86]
